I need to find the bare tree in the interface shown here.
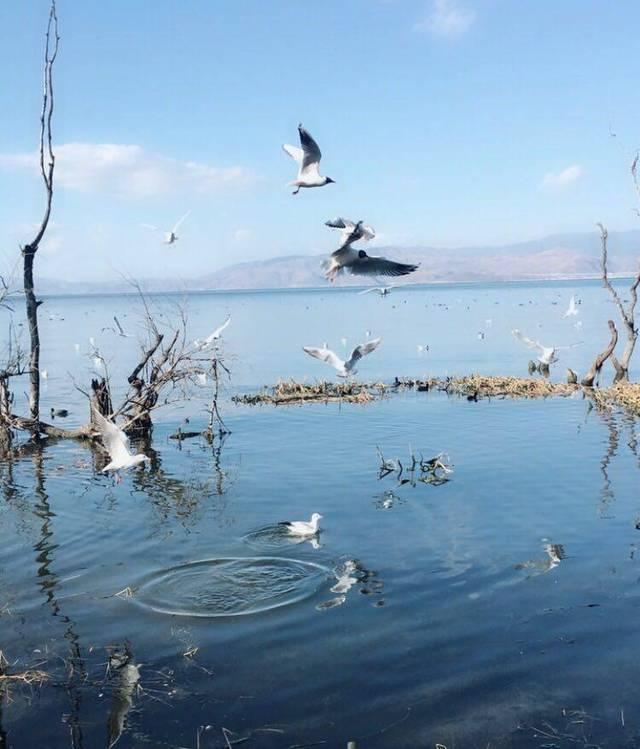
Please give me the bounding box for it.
[598,222,640,382]
[20,0,59,432]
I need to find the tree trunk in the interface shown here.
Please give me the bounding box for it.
[613,324,638,383]
[581,320,618,387]
[0,377,13,453]
[23,247,41,427]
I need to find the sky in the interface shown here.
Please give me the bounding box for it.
[1,0,640,282]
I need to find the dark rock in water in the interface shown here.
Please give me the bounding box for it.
[50,408,69,418]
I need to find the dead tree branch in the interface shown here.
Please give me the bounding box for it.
[598,222,640,382]
[581,320,618,387]
[21,0,60,430]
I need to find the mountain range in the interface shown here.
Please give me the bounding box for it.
[38,229,640,295]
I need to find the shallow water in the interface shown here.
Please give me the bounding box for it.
[2,281,640,748]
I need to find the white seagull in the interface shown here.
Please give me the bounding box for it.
[279,513,323,537]
[102,316,132,338]
[359,285,394,297]
[93,411,151,473]
[282,124,335,195]
[512,329,582,365]
[323,218,417,282]
[563,295,579,317]
[194,316,231,351]
[142,210,191,245]
[303,337,382,377]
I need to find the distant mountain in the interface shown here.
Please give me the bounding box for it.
[39,229,640,295]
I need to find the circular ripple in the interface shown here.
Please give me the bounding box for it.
[133,557,333,618]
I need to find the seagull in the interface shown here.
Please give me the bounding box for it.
[102,316,132,338]
[93,410,151,473]
[417,344,429,354]
[303,337,382,377]
[323,219,417,282]
[279,513,322,537]
[359,285,394,297]
[282,124,335,195]
[477,331,485,340]
[50,408,69,418]
[41,369,48,379]
[142,210,191,245]
[512,329,582,365]
[564,295,579,317]
[194,316,231,351]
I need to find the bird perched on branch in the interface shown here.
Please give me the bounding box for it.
[323,218,418,282]
[282,124,335,194]
[303,338,382,377]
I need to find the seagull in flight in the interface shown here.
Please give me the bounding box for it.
[279,513,323,537]
[563,295,579,317]
[102,316,132,338]
[323,218,418,282]
[512,329,582,365]
[303,337,382,377]
[142,210,191,245]
[194,316,231,351]
[93,411,151,474]
[359,285,394,297]
[282,124,335,195]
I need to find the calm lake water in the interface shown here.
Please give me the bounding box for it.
[2,280,640,748]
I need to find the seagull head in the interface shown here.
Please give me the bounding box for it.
[311,513,323,523]
[324,177,336,185]
[358,250,368,259]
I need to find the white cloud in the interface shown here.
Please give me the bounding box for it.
[414,0,476,37]
[0,143,257,198]
[541,164,583,188]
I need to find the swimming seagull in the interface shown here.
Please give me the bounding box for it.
[323,218,417,282]
[93,410,151,473]
[282,124,335,195]
[564,295,579,317]
[303,337,382,377]
[142,210,191,245]
[194,316,231,351]
[279,513,323,537]
[359,285,394,297]
[512,329,582,365]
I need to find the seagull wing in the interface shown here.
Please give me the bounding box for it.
[512,329,544,353]
[358,287,379,295]
[141,223,161,233]
[554,341,584,351]
[349,254,419,277]
[93,411,131,464]
[114,316,125,335]
[325,217,355,231]
[211,315,231,340]
[172,210,191,233]
[361,225,376,241]
[298,124,322,170]
[346,337,382,370]
[303,346,345,372]
[282,144,304,163]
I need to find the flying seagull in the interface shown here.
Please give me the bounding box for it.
[359,285,394,297]
[303,337,382,377]
[282,124,335,195]
[323,218,417,281]
[512,329,582,365]
[93,410,151,473]
[194,316,231,351]
[142,210,191,245]
[563,295,579,317]
[102,316,132,337]
[279,513,323,537]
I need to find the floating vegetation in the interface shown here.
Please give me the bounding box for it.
[0,649,49,688]
[590,382,640,415]
[377,446,453,487]
[232,379,385,406]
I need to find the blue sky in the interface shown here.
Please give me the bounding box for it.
[1,0,640,281]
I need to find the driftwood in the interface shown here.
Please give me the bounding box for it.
[581,320,618,387]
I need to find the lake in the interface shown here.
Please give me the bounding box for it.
[1,279,639,748]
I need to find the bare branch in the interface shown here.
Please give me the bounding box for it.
[581,320,618,387]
